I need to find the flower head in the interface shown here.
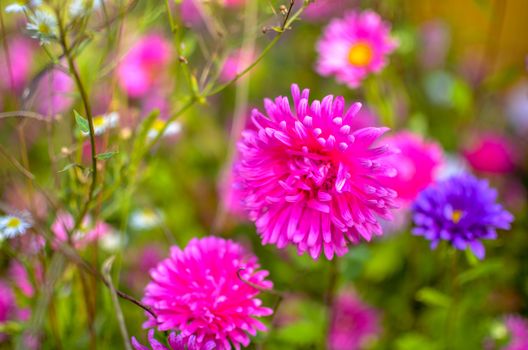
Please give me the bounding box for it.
[0,280,17,342]
[233,84,398,260]
[379,131,443,205]
[130,209,164,231]
[463,133,517,174]
[51,212,112,249]
[412,173,513,259]
[0,212,32,240]
[5,0,41,13]
[147,119,182,140]
[86,111,119,136]
[118,34,171,98]
[26,10,58,45]
[316,10,397,88]
[220,49,254,82]
[503,315,528,350]
[143,236,273,350]
[302,0,355,22]
[328,290,381,350]
[32,68,75,117]
[0,36,35,92]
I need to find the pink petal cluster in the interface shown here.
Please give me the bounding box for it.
[31,68,75,117]
[302,0,356,22]
[463,133,517,174]
[0,36,34,92]
[118,34,171,98]
[316,10,398,88]
[233,84,398,260]
[0,280,17,342]
[379,131,443,205]
[503,315,528,350]
[220,49,254,82]
[328,290,381,350]
[143,236,273,350]
[51,212,112,249]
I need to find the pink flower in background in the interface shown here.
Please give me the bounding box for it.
[233,84,398,260]
[30,68,75,117]
[0,36,34,92]
[503,315,528,350]
[220,49,254,82]
[463,134,517,174]
[51,212,112,249]
[379,131,443,205]
[222,0,245,7]
[180,0,202,27]
[316,10,398,88]
[303,0,356,22]
[143,236,273,350]
[328,290,381,350]
[9,261,43,297]
[0,280,17,342]
[118,34,171,98]
[419,20,450,69]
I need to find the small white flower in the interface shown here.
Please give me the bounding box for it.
[130,209,164,230]
[26,10,58,45]
[0,212,32,240]
[100,231,123,252]
[437,154,469,180]
[147,119,182,140]
[84,111,120,136]
[69,0,103,18]
[5,0,41,13]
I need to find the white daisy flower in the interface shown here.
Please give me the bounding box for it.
[84,111,119,136]
[0,212,32,240]
[5,0,41,13]
[69,0,103,18]
[147,119,182,140]
[26,10,58,45]
[99,231,124,252]
[130,209,164,230]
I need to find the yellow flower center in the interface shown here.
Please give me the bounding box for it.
[38,23,51,36]
[93,116,106,128]
[451,210,463,224]
[6,217,21,229]
[152,119,166,132]
[348,42,374,67]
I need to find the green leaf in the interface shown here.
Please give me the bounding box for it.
[74,110,89,133]
[58,163,84,173]
[416,287,451,308]
[95,151,118,160]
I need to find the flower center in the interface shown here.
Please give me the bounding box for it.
[38,23,51,35]
[348,42,374,67]
[152,119,166,132]
[6,217,21,228]
[93,116,106,127]
[451,210,463,224]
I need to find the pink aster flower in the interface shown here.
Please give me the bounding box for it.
[463,133,517,174]
[118,34,171,98]
[143,236,273,350]
[316,10,398,88]
[0,280,17,342]
[220,49,254,82]
[233,84,398,260]
[302,0,356,22]
[30,68,75,117]
[328,290,381,350]
[0,36,35,92]
[51,212,112,249]
[503,315,528,350]
[379,131,443,205]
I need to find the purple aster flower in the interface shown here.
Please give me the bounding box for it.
[412,173,513,259]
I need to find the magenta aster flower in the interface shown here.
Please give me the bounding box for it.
[31,68,74,117]
[233,84,398,259]
[118,34,171,98]
[143,236,273,350]
[379,131,443,205]
[503,315,528,350]
[51,212,112,249]
[412,173,513,259]
[0,36,35,92]
[316,10,398,88]
[328,290,381,350]
[463,133,517,174]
